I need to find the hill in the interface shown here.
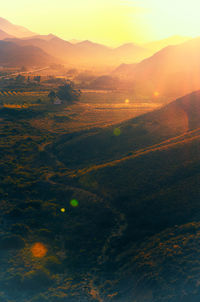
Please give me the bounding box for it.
[144,35,191,52]
[0,18,153,68]
[114,37,200,97]
[7,35,152,68]
[50,90,200,169]
[52,90,200,301]
[0,29,13,40]
[0,40,58,67]
[1,91,200,301]
[0,17,35,38]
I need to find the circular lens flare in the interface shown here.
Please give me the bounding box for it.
[114,128,121,136]
[154,91,160,97]
[31,243,47,258]
[70,199,79,207]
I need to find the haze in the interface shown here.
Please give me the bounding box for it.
[1,0,200,46]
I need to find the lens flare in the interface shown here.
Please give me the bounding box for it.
[31,243,47,258]
[154,91,160,97]
[70,199,79,207]
[114,128,121,136]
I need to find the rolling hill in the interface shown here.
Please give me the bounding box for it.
[50,90,200,301]
[50,90,200,170]
[1,89,200,301]
[0,40,58,67]
[6,35,152,67]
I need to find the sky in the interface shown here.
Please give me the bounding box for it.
[1,0,200,46]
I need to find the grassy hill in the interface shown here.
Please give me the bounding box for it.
[50,90,200,169]
[1,91,200,301]
[50,90,200,301]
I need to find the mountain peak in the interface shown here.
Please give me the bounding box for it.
[0,16,35,38]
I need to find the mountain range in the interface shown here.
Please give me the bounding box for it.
[0,40,57,67]
[0,17,192,69]
[114,37,200,97]
[0,17,35,38]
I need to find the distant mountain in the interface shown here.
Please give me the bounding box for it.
[6,35,74,64]
[0,17,35,38]
[112,62,137,78]
[0,40,57,67]
[114,43,152,63]
[69,39,82,44]
[144,35,191,52]
[23,33,57,41]
[6,35,152,67]
[0,29,13,40]
[114,37,200,97]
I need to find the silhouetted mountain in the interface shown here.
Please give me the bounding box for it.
[0,40,57,67]
[7,35,152,67]
[0,29,13,40]
[0,17,35,38]
[144,35,191,52]
[7,35,73,62]
[114,37,200,97]
[114,42,151,62]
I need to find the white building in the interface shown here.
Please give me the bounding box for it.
[54,97,62,105]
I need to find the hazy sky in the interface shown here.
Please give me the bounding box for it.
[1,0,200,46]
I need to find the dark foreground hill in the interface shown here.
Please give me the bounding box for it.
[1,91,200,301]
[51,90,200,169]
[51,90,200,301]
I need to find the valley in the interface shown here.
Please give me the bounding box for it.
[1,87,200,301]
[1,12,200,302]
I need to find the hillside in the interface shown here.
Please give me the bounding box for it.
[0,17,35,38]
[0,29,13,40]
[6,35,152,67]
[144,35,191,52]
[0,40,58,67]
[1,90,200,301]
[50,90,200,169]
[114,37,200,97]
[58,90,200,301]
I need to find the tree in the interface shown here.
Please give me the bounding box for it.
[34,76,41,83]
[57,81,81,103]
[48,91,56,103]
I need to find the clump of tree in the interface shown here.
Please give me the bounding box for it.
[48,81,81,104]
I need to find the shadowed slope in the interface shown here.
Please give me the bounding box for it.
[51,90,200,169]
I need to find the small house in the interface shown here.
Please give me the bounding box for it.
[54,97,62,105]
